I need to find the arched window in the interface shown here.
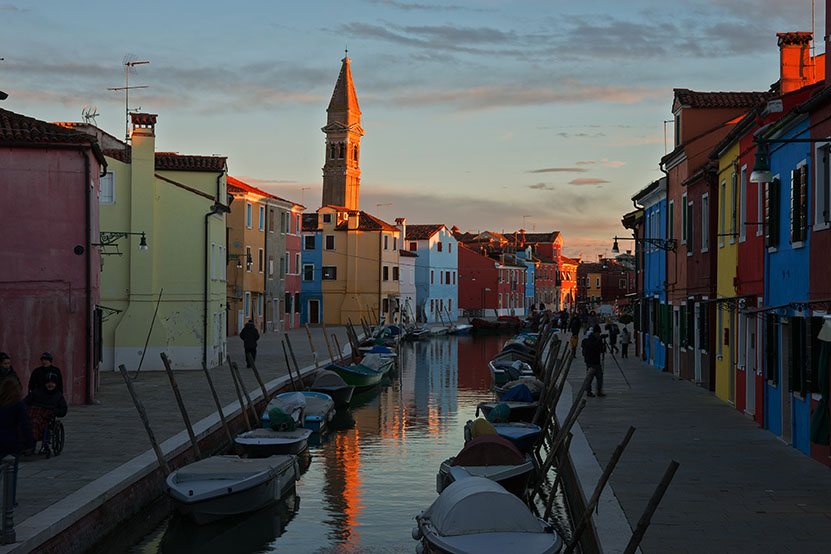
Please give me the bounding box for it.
[339,143,345,159]
[353,145,359,161]
[330,143,336,159]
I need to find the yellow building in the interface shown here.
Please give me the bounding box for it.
[713,141,741,402]
[317,206,401,324]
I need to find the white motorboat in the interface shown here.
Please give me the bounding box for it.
[234,427,313,457]
[166,455,299,525]
[414,476,563,554]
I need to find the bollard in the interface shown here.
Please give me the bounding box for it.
[1,455,15,545]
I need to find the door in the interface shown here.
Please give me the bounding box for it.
[673,306,681,378]
[728,307,735,403]
[745,314,756,415]
[694,302,702,383]
[309,300,320,324]
[781,319,792,445]
[237,310,245,333]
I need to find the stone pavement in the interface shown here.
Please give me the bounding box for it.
[565,337,831,554]
[14,324,353,524]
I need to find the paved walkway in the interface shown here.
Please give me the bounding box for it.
[565,338,831,554]
[14,325,353,523]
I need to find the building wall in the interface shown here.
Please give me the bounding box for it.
[0,145,101,404]
[300,229,322,325]
[284,208,303,330]
[226,193,266,335]
[642,196,667,369]
[399,255,417,323]
[458,246,497,312]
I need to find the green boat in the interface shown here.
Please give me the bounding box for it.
[326,362,383,390]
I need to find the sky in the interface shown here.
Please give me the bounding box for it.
[1,0,825,259]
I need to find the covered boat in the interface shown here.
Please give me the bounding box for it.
[360,353,395,375]
[310,370,355,408]
[234,428,312,457]
[494,378,544,401]
[264,391,335,434]
[436,435,535,498]
[327,362,383,390]
[464,419,542,454]
[476,400,539,423]
[488,359,535,386]
[166,455,299,525]
[414,476,562,554]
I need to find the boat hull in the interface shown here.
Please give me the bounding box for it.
[234,428,312,457]
[328,363,383,389]
[309,384,354,408]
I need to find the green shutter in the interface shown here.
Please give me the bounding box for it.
[680,305,687,348]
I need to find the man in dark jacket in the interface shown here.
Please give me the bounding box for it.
[581,325,606,397]
[239,320,260,368]
[29,352,63,394]
[569,315,582,337]
[0,352,20,385]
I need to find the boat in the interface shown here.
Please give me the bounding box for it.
[436,434,535,498]
[404,326,431,341]
[476,401,539,423]
[359,353,395,375]
[492,343,537,364]
[357,344,397,359]
[310,370,355,408]
[464,419,542,454]
[448,324,473,335]
[413,476,563,554]
[234,427,312,457]
[493,378,545,401]
[165,455,299,525]
[263,391,335,434]
[327,362,383,390]
[488,359,535,386]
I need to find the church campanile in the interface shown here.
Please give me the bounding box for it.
[321,56,364,210]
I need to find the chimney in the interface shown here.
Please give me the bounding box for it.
[348,211,360,230]
[778,32,813,94]
[395,217,406,244]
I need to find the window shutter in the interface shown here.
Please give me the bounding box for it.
[766,179,780,248]
[766,315,778,384]
[822,145,831,224]
[790,170,798,243]
[680,305,687,348]
[809,316,823,394]
[687,202,694,252]
[799,165,808,241]
[788,319,798,392]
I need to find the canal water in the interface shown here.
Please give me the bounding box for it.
[128,332,571,553]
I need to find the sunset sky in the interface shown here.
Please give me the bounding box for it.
[1,0,823,258]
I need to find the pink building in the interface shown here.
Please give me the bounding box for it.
[0,109,105,404]
[284,205,304,329]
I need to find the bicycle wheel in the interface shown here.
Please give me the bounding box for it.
[52,421,65,455]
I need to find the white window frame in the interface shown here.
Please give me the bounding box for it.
[815,141,831,230]
[99,171,116,205]
[258,205,265,231]
[739,165,747,242]
[303,263,314,281]
[730,172,738,244]
[258,248,264,274]
[719,180,726,248]
[701,193,709,253]
[285,252,290,276]
[211,243,217,280]
[681,193,688,243]
[246,203,252,228]
[295,252,301,274]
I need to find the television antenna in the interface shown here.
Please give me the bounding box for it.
[107,54,150,143]
[81,105,99,125]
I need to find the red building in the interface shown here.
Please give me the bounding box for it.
[457,244,499,314]
[0,109,105,404]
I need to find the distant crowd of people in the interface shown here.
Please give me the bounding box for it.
[0,352,68,505]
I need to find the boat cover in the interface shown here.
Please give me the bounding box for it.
[268,406,296,431]
[423,477,546,536]
[451,435,524,467]
[361,353,388,370]
[502,378,544,395]
[300,391,334,416]
[236,428,311,444]
[311,370,348,389]
[173,455,293,484]
[469,418,498,439]
[369,345,393,354]
[268,393,305,423]
[501,384,533,402]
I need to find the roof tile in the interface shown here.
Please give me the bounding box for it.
[673,89,772,110]
[0,108,97,145]
[405,224,444,240]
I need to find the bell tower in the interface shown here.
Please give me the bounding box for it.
[322,55,364,211]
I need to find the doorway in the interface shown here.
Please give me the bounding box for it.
[309,299,320,324]
[694,302,702,383]
[745,313,756,416]
[673,306,681,378]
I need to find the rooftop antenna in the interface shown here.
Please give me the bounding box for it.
[107,54,150,144]
[81,105,100,125]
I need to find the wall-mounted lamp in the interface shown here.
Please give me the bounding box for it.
[228,252,253,269]
[93,231,148,255]
[611,235,676,254]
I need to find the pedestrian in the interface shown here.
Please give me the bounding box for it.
[608,323,620,354]
[29,352,63,394]
[569,334,579,357]
[581,324,606,397]
[0,352,20,385]
[0,377,34,505]
[569,314,582,337]
[25,370,67,440]
[620,326,631,358]
[239,320,260,368]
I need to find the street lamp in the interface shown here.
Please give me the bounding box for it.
[94,231,149,255]
[228,252,253,269]
[611,235,676,253]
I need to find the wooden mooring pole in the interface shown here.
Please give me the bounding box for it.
[202,362,234,447]
[623,460,680,554]
[321,322,335,363]
[230,360,258,425]
[304,323,320,369]
[160,353,201,460]
[281,339,299,391]
[226,356,252,431]
[332,334,345,365]
[246,353,270,407]
[285,334,306,390]
[118,364,170,475]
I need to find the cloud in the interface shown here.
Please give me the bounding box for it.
[528,182,553,190]
[576,159,626,168]
[0,3,24,11]
[368,0,469,12]
[527,167,586,174]
[555,132,605,138]
[575,161,595,166]
[569,178,610,186]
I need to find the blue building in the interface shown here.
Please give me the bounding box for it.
[401,223,459,323]
[632,177,668,369]
[300,213,323,324]
[515,245,536,311]
[760,115,813,453]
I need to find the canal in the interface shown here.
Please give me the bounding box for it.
[128,332,571,553]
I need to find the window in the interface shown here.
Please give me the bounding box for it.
[295,253,300,274]
[100,171,115,204]
[244,292,250,317]
[816,143,831,228]
[410,242,417,251]
[765,178,780,248]
[393,266,399,280]
[791,165,808,244]
[681,193,688,243]
[268,256,274,278]
[305,235,315,250]
[440,271,443,284]
[430,299,435,313]
[596,277,600,288]
[325,235,335,250]
[322,266,337,280]
[211,243,217,279]
[246,203,252,228]
[448,243,452,253]
[295,293,301,313]
[382,298,389,314]
[303,264,314,281]
[296,214,301,234]
[720,180,726,247]
[258,248,264,273]
[765,315,778,383]
[730,172,738,242]
[437,242,443,252]
[219,245,225,280]
[431,270,434,284]
[246,246,252,272]
[322,213,332,224]
[269,210,275,232]
[259,206,265,231]
[393,237,398,251]
[383,266,389,281]
[668,200,674,240]
[687,199,694,253]
[258,294,262,317]
[453,272,456,285]
[285,252,290,275]
[285,293,292,314]
[446,271,450,284]
[701,193,709,252]
[384,235,389,250]
[330,143,336,159]
[279,256,285,278]
[620,278,626,288]
[739,166,747,241]
[448,298,452,313]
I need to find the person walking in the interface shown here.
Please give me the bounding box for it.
[239,320,260,368]
[0,353,20,385]
[29,352,63,394]
[0,378,34,505]
[581,325,606,397]
[608,323,620,354]
[620,326,631,358]
[569,314,582,337]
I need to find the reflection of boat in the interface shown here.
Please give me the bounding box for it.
[464,419,542,454]
[404,326,431,341]
[263,391,335,434]
[348,383,380,407]
[488,360,535,386]
[414,476,563,554]
[476,401,539,423]
[161,492,300,554]
[448,324,473,335]
[234,427,312,457]
[310,370,355,408]
[436,435,535,498]
[328,362,383,389]
[165,455,299,525]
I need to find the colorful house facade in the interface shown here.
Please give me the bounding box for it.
[400,221,459,323]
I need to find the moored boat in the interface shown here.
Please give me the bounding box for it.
[264,391,335,434]
[234,428,313,457]
[327,362,383,390]
[476,400,539,423]
[436,434,535,498]
[464,419,542,454]
[488,359,535,386]
[165,455,299,525]
[310,370,355,408]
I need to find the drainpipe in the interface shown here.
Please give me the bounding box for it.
[263,203,268,332]
[205,201,230,368]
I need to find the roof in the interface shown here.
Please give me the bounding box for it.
[405,224,444,240]
[226,176,303,208]
[335,211,399,232]
[156,152,227,172]
[519,231,561,244]
[0,108,98,146]
[320,204,351,212]
[302,213,319,231]
[399,250,418,258]
[327,57,361,119]
[673,89,772,110]
[560,255,580,266]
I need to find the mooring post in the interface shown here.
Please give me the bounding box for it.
[544,432,574,521]
[1,456,15,545]
[231,360,258,423]
[281,340,299,391]
[202,362,234,447]
[321,322,335,363]
[246,353,270,407]
[226,357,252,431]
[623,460,680,554]
[119,365,170,475]
[284,334,306,390]
[160,353,201,460]
[304,323,320,369]
[332,334,345,365]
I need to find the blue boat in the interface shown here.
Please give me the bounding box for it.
[263,391,335,434]
[464,419,542,454]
